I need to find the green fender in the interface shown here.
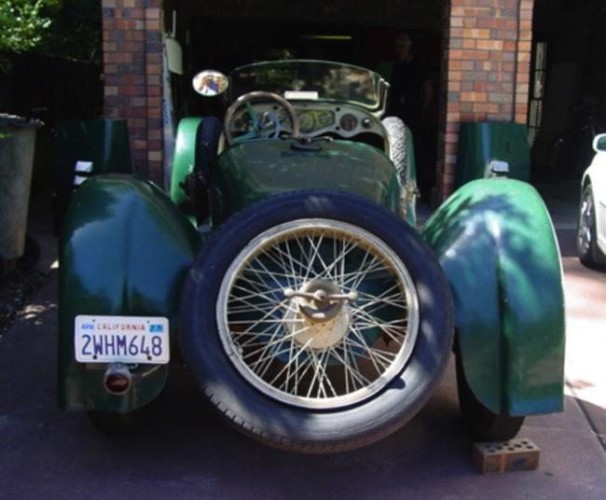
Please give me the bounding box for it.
[58,174,201,412]
[421,179,565,416]
[169,117,203,209]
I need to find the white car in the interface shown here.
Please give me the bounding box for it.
[578,133,606,269]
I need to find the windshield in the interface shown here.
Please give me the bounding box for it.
[229,60,388,111]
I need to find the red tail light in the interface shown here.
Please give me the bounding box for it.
[103,363,132,395]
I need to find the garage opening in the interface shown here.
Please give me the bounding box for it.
[165,0,446,202]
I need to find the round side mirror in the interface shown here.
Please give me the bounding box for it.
[192,70,229,97]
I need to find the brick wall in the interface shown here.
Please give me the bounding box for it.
[437,0,534,200]
[102,0,163,184]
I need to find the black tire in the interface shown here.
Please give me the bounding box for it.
[87,408,149,437]
[455,353,524,442]
[180,190,454,453]
[577,185,606,270]
[382,117,417,222]
[382,116,409,186]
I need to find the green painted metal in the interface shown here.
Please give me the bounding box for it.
[422,179,565,415]
[53,119,132,176]
[169,117,203,209]
[455,122,530,188]
[58,175,201,412]
[210,139,400,225]
[53,119,132,233]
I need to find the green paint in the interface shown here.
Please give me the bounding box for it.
[422,179,565,415]
[210,139,400,225]
[58,175,201,412]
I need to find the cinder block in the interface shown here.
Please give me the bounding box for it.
[472,438,540,473]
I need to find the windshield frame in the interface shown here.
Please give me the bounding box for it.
[228,59,389,114]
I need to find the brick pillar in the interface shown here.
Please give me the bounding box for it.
[102,0,164,185]
[437,0,534,200]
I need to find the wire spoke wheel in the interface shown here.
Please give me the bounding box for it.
[218,220,419,409]
[181,191,453,452]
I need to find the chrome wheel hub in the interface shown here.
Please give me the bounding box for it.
[284,279,356,349]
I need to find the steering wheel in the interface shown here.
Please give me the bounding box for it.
[224,91,300,146]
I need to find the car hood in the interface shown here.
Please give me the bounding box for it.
[210,139,399,225]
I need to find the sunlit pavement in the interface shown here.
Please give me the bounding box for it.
[541,181,606,450]
[560,246,606,453]
[1,184,605,499]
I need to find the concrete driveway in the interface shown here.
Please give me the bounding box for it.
[1,186,605,499]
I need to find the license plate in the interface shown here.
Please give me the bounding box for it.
[74,315,170,364]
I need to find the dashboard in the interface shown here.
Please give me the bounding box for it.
[229,101,387,144]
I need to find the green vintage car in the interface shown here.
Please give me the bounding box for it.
[58,60,565,453]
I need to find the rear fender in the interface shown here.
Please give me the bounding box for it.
[58,175,201,412]
[169,117,203,209]
[422,179,565,416]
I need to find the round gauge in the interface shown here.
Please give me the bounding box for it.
[339,113,359,132]
[233,111,251,132]
[299,111,316,133]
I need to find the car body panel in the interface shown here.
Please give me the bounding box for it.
[210,138,400,225]
[58,175,201,411]
[169,117,202,211]
[422,179,565,415]
[581,133,606,255]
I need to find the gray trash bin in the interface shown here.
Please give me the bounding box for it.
[0,114,42,275]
